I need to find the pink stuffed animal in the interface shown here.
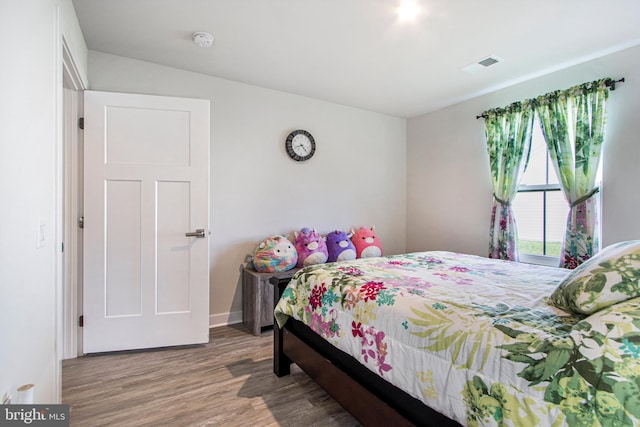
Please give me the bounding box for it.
[294,227,328,267]
[351,226,383,258]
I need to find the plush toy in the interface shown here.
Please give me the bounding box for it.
[252,235,298,272]
[351,226,383,258]
[294,227,328,267]
[325,230,357,263]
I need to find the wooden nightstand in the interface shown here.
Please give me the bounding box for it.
[242,266,300,336]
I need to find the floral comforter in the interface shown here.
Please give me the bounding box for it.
[274,251,640,426]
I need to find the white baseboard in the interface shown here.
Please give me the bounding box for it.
[209,311,243,328]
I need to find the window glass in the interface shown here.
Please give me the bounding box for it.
[520,124,561,186]
[513,192,544,255]
[520,125,547,186]
[545,191,569,257]
[516,119,567,259]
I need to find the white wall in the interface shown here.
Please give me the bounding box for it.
[407,45,640,256]
[87,51,407,322]
[0,0,87,404]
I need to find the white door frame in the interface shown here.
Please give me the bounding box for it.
[60,36,86,361]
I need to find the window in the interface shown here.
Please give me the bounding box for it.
[512,120,569,264]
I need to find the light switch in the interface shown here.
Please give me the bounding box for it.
[37,222,46,249]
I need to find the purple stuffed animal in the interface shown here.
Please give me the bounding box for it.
[325,230,357,263]
[294,227,328,267]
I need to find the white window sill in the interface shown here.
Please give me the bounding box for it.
[519,253,561,268]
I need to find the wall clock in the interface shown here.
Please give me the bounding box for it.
[285,129,316,162]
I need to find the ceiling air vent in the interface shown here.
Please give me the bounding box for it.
[478,56,500,67]
[461,55,503,74]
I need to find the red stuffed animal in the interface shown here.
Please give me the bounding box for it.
[351,226,383,258]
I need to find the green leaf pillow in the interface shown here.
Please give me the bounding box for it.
[548,240,640,314]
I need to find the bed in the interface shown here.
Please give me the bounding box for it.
[273,244,640,426]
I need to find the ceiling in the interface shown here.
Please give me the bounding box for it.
[72,0,640,118]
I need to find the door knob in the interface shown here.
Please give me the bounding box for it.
[185,229,206,238]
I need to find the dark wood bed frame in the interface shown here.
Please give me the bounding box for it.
[271,276,461,427]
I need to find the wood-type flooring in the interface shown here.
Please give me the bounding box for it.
[62,325,359,426]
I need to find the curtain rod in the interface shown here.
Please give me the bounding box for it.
[475,77,625,120]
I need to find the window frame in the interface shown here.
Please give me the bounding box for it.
[516,120,564,266]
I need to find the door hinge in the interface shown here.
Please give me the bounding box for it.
[61,242,64,253]
[78,315,84,327]
[78,117,84,130]
[78,216,84,229]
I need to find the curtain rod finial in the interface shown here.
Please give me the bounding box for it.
[606,77,625,91]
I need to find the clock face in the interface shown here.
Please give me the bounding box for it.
[285,130,316,161]
[292,134,312,156]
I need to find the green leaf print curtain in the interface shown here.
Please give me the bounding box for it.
[484,102,535,261]
[535,79,609,269]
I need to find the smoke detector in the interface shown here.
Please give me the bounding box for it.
[461,55,503,74]
[193,32,214,48]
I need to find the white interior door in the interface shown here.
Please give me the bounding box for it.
[83,90,210,353]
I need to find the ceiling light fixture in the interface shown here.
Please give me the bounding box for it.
[397,1,420,20]
[192,32,214,48]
